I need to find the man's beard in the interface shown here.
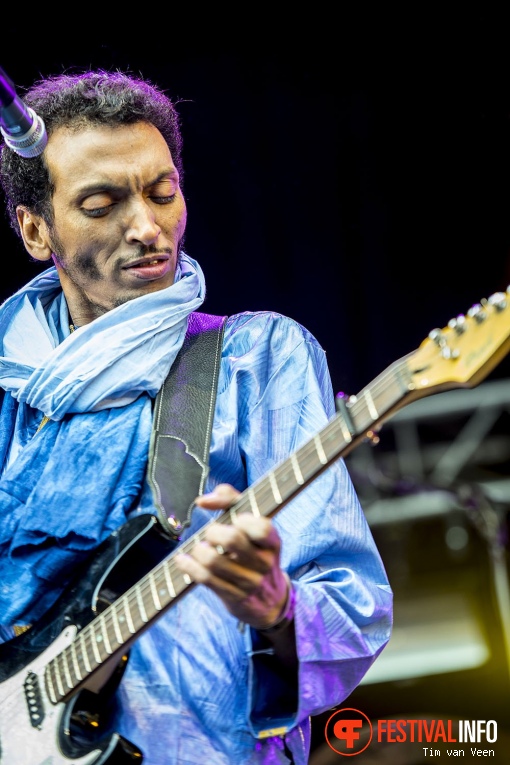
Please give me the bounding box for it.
[47,225,185,311]
[48,225,185,281]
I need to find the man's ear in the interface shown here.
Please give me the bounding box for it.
[16,207,53,262]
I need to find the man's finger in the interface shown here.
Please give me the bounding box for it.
[194,483,241,510]
[232,512,281,551]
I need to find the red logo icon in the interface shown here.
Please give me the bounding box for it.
[324,707,373,756]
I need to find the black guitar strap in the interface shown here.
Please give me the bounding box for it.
[147,311,227,539]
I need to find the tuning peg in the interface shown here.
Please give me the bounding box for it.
[440,346,460,359]
[467,303,487,323]
[428,328,446,346]
[448,314,467,334]
[487,291,508,311]
[430,324,461,358]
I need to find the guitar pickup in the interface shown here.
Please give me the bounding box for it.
[24,670,45,729]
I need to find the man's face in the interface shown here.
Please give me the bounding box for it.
[33,121,187,324]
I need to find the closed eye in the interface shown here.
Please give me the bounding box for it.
[82,204,115,218]
[151,194,176,204]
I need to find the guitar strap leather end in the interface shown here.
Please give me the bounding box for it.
[147,312,227,538]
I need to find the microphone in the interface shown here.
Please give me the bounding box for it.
[0,65,47,158]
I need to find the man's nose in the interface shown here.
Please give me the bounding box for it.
[125,199,161,245]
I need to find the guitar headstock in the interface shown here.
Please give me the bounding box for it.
[408,288,510,394]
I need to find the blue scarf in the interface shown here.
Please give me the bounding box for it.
[0,253,205,626]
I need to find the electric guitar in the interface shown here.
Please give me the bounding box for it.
[1,290,510,763]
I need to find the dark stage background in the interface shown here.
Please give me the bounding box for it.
[2,16,510,395]
[2,13,510,763]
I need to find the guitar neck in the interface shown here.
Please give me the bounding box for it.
[43,355,413,705]
[42,287,510,704]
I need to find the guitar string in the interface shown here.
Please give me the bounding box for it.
[50,359,408,695]
[50,307,510,694]
[49,359,409,696]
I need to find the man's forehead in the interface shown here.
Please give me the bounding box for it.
[45,122,175,192]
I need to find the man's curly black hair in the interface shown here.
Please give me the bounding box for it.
[0,69,184,237]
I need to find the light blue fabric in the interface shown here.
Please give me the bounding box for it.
[0,271,392,764]
[0,253,205,624]
[0,252,206,417]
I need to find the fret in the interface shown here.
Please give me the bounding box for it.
[53,660,65,698]
[149,572,162,611]
[397,362,414,391]
[163,560,176,598]
[248,487,261,516]
[364,388,379,421]
[99,614,113,655]
[318,421,336,456]
[76,646,89,681]
[348,362,411,434]
[336,411,354,443]
[111,603,125,645]
[122,595,136,634]
[314,434,328,465]
[155,569,170,604]
[273,463,301,502]
[44,665,57,704]
[168,567,191,595]
[79,631,92,673]
[348,393,372,433]
[90,629,103,665]
[251,486,273,517]
[70,640,82,682]
[135,585,149,624]
[291,445,316,485]
[290,453,304,485]
[268,472,282,504]
[61,649,73,689]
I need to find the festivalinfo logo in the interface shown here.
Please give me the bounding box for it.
[324,708,499,758]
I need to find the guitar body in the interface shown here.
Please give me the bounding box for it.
[0,514,179,764]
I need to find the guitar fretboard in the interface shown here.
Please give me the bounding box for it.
[44,356,413,704]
